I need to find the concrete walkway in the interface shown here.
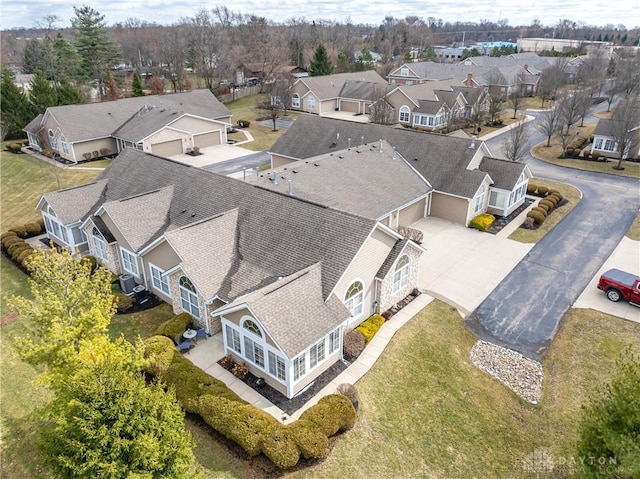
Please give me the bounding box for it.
[186,293,434,422]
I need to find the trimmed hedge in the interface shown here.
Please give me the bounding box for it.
[539,199,554,210]
[469,213,496,232]
[354,314,385,343]
[343,329,366,360]
[537,186,549,196]
[526,183,538,195]
[527,210,546,225]
[155,312,193,340]
[143,336,357,469]
[531,207,548,217]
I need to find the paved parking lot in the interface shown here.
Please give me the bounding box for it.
[573,237,640,323]
[412,217,532,316]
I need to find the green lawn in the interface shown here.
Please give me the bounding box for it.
[508,178,582,244]
[531,124,640,179]
[226,94,299,151]
[0,150,102,232]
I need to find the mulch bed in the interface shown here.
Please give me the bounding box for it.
[486,198,534,235]
[218,358,348,416]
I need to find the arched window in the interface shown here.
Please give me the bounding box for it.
[48,129,58,151]
[179,276,199,318]
[91,227,108,261]
[292,93,300,108]
[399,105,410,123]
[393,255,410,293]
[243,319,262,337]
[344,281,364,317]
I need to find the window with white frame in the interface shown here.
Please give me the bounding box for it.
[179,276,200,318]
[344,281,364,317]
[594,138,603,149]
[307,96,316,110]
[603,139,615,151]
[293,354,306,381]
[268,351,286,381]
[120,247,139,276]
[474,183,486,214]
[244,336,265,367]
[225,325,241,353]
[60,135,69,155]
[292,93,300,108]
[400,67,409,77]
[48,129,58,151]
[243,319,262,337]
[91,227,108,261]
[150,264,170,296]
[309,338,326,369]
[43,209,68,244]
[329,328,340,353]
[393,255,410,293]
[399,105,410,123]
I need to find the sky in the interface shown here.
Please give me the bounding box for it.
[0,0,638,31]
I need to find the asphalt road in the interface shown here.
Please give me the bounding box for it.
[466,102,640,360]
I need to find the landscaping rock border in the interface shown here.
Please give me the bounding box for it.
[470,340,543,404]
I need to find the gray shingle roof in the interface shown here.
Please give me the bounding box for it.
[216,263,350,357]
[375,238,409,279]
[297,71,386,100]
[89,149,376,300]
[164,209,239,299]
[35,90,230,143]
[112,108,186,142]
[101,185,174,251]
[270,115,487,198]
[41,179,108,224]
[250,140,430,220]
[414,100,444,115]
[594,118,614,136]
[339,80,390,101]
[478,157,528,190]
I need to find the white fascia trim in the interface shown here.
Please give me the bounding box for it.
[35,195,47,212]
[138,235,167,256]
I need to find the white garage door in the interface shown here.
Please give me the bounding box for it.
[194,131,221,148]
[340,100,359,113]
[151,139,183,157]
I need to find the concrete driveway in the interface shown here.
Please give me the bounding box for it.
[412,217,532,316]
[573,237,640,323]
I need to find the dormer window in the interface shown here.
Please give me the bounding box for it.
[400,68,409,77]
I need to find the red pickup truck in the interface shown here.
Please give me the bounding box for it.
[597,269,640,306]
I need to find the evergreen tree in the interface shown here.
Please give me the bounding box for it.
[0,67,34,139]
[577,348,640,478]
[72,5,121,99]
[29,70,57,115]
[308,44,333,76]
[131,70,144,97]
[10,249,195,478]
[337,52,350,73]
[52,33,82,83]
[55,77,84,105]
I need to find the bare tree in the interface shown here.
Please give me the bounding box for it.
[613,57,640,99]
[576,48,608,94]
[367,86,394,125]
[502,120,529,161]
[488,93,505,124]
[539,63,565,107]
[558,92,582,133]
[607,96,640,169]
[509,71,530,119]
[535,106,563,146]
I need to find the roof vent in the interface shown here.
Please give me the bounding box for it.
[272,170,278,185]
[191,213,196,217]
[313,163,319,167]
[288,179,293,196]
[469,135,476,149]
[392,147,396,160]
[379,139,383,152]
[347,138,351,149]
[181,209,186,213]
[361,136,365,146]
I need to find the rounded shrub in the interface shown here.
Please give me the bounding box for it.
[354,314,385,343]
[24,222,43,236]
[0,231,18,242]
[592,151,601,161]
[548,190,564,200]
[8,225,28,238]
[317,394,356,432]
[288,420,329,459]
[155,312,193,339]
[299,400,341,436]
[545,195,558,206]
[143,335,176,377]
[2,235,23,250]
[536,202,549,212]
[8,242,30,259]
[537,186,549,196]
[526,183,538,195]
[469,213,496,232]
[114,293,134,313]
[527,210,546,225]
[343,329,366,361]
[531,207,548,217]
[539,199,554,210]
[262,427,301,469]
[566,147,575,156]
[16,248,35,266]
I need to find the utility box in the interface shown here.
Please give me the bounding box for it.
[119,274,136,295]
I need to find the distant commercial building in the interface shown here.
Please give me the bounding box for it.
[517,37,613,53]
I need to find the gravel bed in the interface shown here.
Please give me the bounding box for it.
[470,340,543,404]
